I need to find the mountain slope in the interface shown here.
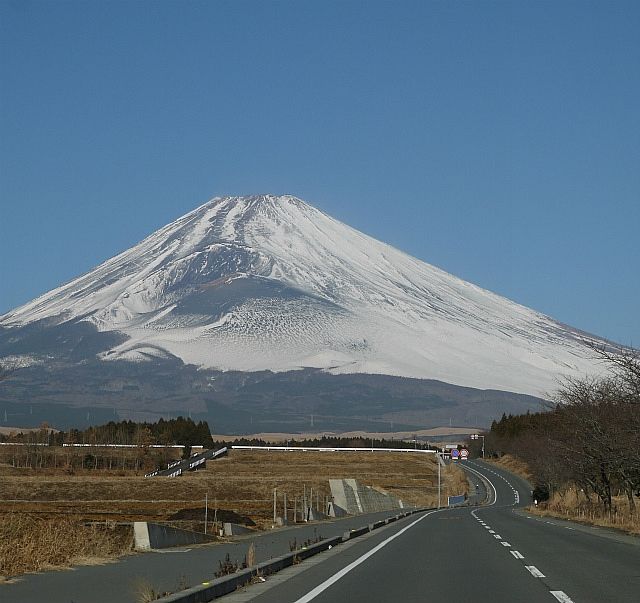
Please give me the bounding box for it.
[1,194,605,398]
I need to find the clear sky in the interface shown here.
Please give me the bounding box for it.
[1,1,638,346]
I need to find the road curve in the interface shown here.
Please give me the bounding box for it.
[233,460,639,603]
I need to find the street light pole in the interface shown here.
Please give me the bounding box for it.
[437,451,442,509]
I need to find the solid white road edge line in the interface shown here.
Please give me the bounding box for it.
[292,509,439,603]
[550,591,575,603]
[464,462,498,506]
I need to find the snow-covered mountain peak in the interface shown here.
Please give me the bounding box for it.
[0,194,609,397]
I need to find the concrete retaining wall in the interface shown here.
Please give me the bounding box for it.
[327,501,348,518]
[329,478,404,514]
[134,522,215,550]
[222,522,254,537]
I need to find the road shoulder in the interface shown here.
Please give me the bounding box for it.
[512,508,640,546]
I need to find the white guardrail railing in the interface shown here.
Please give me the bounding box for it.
[230,445,438,454]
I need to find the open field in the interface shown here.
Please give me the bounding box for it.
[0,450,466,522]
[0,448,468,578]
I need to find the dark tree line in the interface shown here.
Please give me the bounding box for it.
[1,416,214,448]
[484,346,640,514]
[0,417,214,471]
[217,435,437,451]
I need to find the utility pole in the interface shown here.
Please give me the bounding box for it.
[204,492,208,535]
[273,488,277,523]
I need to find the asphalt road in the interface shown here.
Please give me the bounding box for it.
[4,461,639,602]
[230,460,640,603]
[0,508,415,603]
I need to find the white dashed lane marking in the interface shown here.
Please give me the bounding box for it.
[468,462,575,603]
[525,565,546,578]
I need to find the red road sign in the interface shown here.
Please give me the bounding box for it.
[459,448,469,459]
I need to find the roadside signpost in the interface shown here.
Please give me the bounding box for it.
[459,448,469,460]
[451,448,460,461]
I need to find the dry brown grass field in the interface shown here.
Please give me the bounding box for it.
[0,514,132,580]
[529,490,640,535]
[487,454,534,482]
[0,448,468,578]
[488,455,640,535]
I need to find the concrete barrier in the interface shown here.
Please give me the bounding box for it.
[344,525,370,540]
[222,522,254,537]
[154,536,343,603]
[134,522,215,550]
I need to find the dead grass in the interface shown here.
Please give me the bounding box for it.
[487,457,639,535]
[0,514,133,579]
[0,450,467,521]
[487,454,533,482]
[528,489,640,535]
[0,449,468,577]
[133,579,161,603]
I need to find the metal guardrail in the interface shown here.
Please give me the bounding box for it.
[145,447,228,478]
[231,445,437,454]
[153,507,428,603]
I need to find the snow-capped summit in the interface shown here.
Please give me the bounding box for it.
[1,194,606,397]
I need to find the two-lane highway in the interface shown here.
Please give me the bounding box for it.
[466,460,640,603]
[234,460,639,602]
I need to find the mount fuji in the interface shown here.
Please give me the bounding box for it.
[0,195,608,431]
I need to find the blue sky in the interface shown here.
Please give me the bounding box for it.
[1,0,638,346]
